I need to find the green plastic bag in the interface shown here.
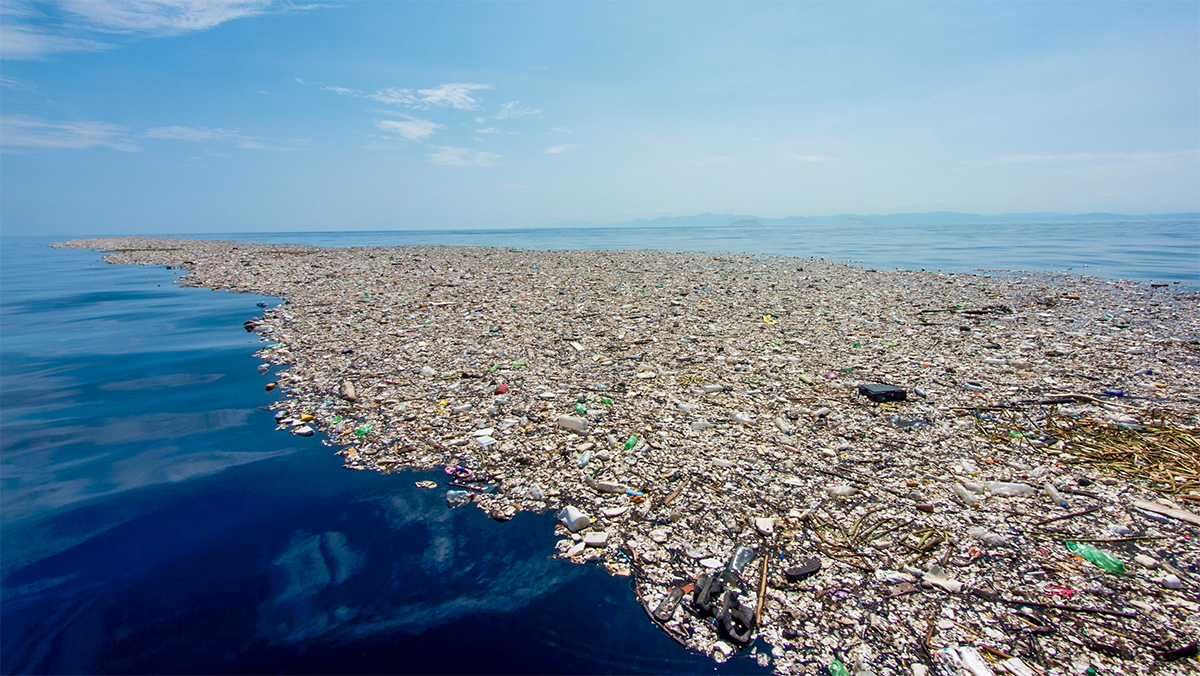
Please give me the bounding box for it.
[354,423,374,437]
[1064,540,1126,574]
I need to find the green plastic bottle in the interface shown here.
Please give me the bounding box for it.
[624,435,638,450]
[574,403,588,415]
[1064,541,1126,574]
[828,659,851,676]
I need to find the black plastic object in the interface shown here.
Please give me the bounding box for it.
[716,590,756,645]
[857,383,907,403]
[784,557,821,582]
[652,585,684,623]
[691,573,724,616]
[1159,641,1198,662]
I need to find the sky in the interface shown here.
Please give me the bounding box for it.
[1,1,1197,235]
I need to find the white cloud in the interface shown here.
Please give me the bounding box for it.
[544,144,579,154]
[0,115,140,151]
[2,0,290,59]
[376,117,442,141]
[365,83,491,110]
[56,0,273,34]
[781,153,838,163]
[427,146,498,167]
[0,22,111,59]
[493,101,540,120]
[415,83,491,110]
[321,85,359,96]
[474,127,500,134]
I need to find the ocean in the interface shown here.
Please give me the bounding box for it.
[1,218,1196,673]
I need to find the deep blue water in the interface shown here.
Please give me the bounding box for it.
[219,218,1200,286]
[0,237,770,674]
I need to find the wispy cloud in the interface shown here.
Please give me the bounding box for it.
[365,83,492,110]
[781,153,838,163]
[144,124,292,150]
[376,117,442,141]
[1,115,140,151]
[427,146,498,167]
[0,74,36,90]
[493,101,540,120]
[145,125,234,141]
[549,126,572,133]
[544,144,579,154]
[973,150,1198,166]
[474,126,500,134]
[1,0,293,59]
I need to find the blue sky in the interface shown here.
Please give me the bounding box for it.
[1,1,1197,235]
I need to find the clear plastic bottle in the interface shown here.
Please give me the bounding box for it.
[986,481,1037,497]
[1043,482,1067,507]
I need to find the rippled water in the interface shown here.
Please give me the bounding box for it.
[1,237,768,674]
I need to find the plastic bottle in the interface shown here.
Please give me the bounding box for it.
[1043,483,1067,508]
[967,527,1010,547]
[1064,541,1126,574]
[828,660,851,676]
[577,450,593,468]
[952,483,977,506]
[986,481,1037,497]
[557,415,588,432]
[723,545,757,582]
[623,435,638,450]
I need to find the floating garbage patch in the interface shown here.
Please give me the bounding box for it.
[54,237,1200,674]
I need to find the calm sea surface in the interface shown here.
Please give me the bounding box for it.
[1,220,1196,673]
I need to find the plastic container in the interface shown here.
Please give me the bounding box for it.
[724,545,757,581]
[1043,482,1067,507]
[558,505,591,532]
[557,415,588,432]
[986,481,1037,497]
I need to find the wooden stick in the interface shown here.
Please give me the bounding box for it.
[755,548,770,626]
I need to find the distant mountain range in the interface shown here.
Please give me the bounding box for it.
[553,211,1200,229]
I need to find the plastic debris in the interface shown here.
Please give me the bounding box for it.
[1064,540,1126,574]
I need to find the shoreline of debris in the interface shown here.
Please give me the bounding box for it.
[53,237,1200,675]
